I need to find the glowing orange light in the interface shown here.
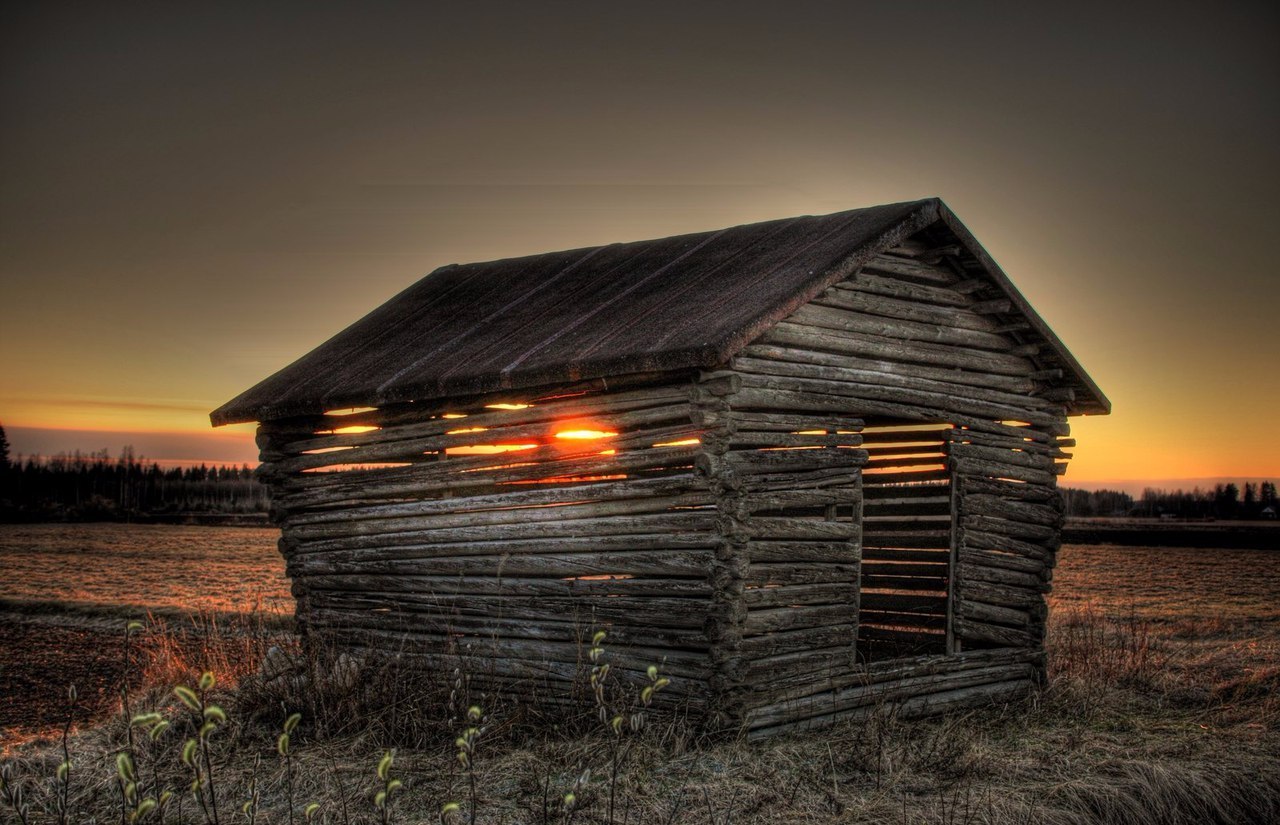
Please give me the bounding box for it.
[504,474,628,484]
[599,449,617,456]
[441,413,468,420]
[555,429,618,440]
[793,430,827,435]
[446,427,489,434]
[485,403,532,410]
[330,425,379,435]
[325,407,378,416]
[652,438,700,448]
[564,574,634,581]
[302,461,411,473]
[447,444,538,455]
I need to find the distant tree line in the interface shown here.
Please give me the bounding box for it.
[1061,482,1278,520]
[0,423,269,523]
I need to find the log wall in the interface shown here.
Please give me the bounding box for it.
[256,375,728,708]
[250,224,1074,735]
[727,231,1071,732]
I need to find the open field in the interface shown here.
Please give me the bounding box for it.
[2,525,1279,823]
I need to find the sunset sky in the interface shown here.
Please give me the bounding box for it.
[2,3,1277,492]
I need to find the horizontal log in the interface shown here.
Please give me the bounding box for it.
[746,540,858,563]
[299,573,714,598]
[763,323,1035,378]
[949,427,1070,458]
[956,577,1046,609]
[743,604,857,635]
[724,410,866,432]
[289,512,719,550]
[319,632,711,679]
[740,373,1065,431]
[956,475,1061,503]
[291,532,719,563]
[744,489,850,512]
[789,303,1015,352]
[957,548,1046,578]
[952,442,1057,472]
[286,474,710,525]
[747,562,859,586]
[961,529,1055,564]
[308,591,711,629]
[288,492,715,539]
[740,623,857,659]
[729,431,862,449]
[737,382,1068,441]
[952,617,1035,648]
[962,514,1057,543]
[745,517,859,541]
[861,533,951,549]
[861,255,958,285]
[294,549,714,579]
[970,299,1012,315]
[861,574,947,591]
[859,592,947,613]
[274,447,705,507]
[744,646,1037,714]
[963,494,1061,527]
[836,272,972,307]
[746,676,1031,738]
[306,607,710,649]
[742,582,853,609]
[864,451,948,468]
[953,457,1057,486]
[742,657,862,701]
[948,278,988,295]
[811,288,1000,332]
[862,499,951,517]
[856,625,944,645]
[956,598,1034,628]
[860,547,951,563]
[862,561,949,578]
[269,383,693,451]
[862,483,950,500]
[740,344,1038,396]
[745,662,1032,730]
[720,448,867,475]
[860,468,952,486]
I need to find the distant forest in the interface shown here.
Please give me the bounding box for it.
[0,424,1275,524]
[1061,483,1278,520]
[0,424,268,523]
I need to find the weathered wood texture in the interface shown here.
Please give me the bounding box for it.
[727,241,1071,729]
[250,229,1074,737]
[259,375,727,713]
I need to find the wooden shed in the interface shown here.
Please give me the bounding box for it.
[212,198,1109,737]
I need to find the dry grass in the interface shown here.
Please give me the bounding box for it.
[3,597,1279,825]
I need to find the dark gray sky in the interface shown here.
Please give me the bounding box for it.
[2,2,1278,483]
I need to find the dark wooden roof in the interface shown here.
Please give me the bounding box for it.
[212,198,1108,425]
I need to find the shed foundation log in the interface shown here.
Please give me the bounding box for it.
[745,662,1034,732]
